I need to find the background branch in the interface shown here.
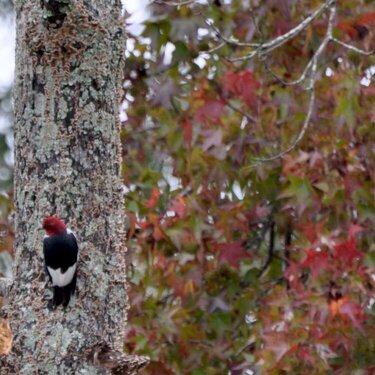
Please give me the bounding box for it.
[229,0,335,62]
[253,2,336,161]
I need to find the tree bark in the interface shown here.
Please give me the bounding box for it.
[0,0,147,373]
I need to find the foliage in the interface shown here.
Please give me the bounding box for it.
[123,0,375,374]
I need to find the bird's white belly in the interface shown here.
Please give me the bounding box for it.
[47,264,76,287]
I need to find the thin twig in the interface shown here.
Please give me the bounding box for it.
[284,223,293,290]
[229,0,335,62]
[225,100,257,123]
[253,2,336,162]
[331,37,375,56]
[264,57,314,86]
[199,41,226,54]
[204,19,260,48]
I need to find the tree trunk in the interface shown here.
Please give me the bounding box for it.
[0,0,147,373]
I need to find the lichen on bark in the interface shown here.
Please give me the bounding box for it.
[0,0,147,373]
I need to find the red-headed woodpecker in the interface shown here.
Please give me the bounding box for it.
[42,216,78,307]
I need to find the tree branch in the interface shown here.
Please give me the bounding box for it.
[204,19,260,48]
[253,1,336,161]
[264,57,314,86]
[284,223,293,290]
[331,37,375,56]
[229,0,335,62]
[258,221,275,277]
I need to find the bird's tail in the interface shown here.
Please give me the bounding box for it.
[53,273,77,307]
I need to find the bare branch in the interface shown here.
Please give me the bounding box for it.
[331,37,375,56]
[199,41,226,54]
[204,19,260,48]
[284,223,293,290]
[258,221,275,277]
[253,2,336,161]
[264,57,314,86]
[229,0,335,62]
[225,100,257,123]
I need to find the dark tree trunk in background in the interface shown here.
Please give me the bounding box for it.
[0,0,148,373]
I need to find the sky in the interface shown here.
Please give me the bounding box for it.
[0,15,15,89]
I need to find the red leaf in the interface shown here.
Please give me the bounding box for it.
[348,224,364,238]
[127,212,137,239]
[182,120,193,146]
[333,237,362,266]
[137,220,149,230]
[214,241,251,268]
[170,197,186,218]
[194,100,225,126]
[300,250,331,279]
[222,70,260,107]
[146,187,160,209]
[297,221,325,244]
[331,297,365,332]
[338,12,375,40]
[284,262,304,292]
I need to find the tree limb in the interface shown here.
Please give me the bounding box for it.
[229,0,335,62]
[331,37,375,56]
[253,1,336,161]
[258,221,275,277]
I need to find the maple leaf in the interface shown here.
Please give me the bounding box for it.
[284,262,304,292]
[262,332,291,362]
[201,129,223,151]
[348,224,364,238]
[338,12,375,40]
[194,100,225,126]
[213,241,251,268]
[0,319,12,355]
[170,197,186,218]
[222,70,260,107]
[297,221,326,244]
[127,212,137,239]
[172,279,196,303]
[333,237,362,267]
[300,249,331,279]
[181,120,192,146]
[329,296,348,318]
[150,78,179,109]
[146,187,160,209]
[332,298,365,332]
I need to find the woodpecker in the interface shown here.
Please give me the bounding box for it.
[42,216,79,307]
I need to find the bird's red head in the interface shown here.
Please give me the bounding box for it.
[42,216,67,236]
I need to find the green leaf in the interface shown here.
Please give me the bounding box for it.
[172,41,190,64]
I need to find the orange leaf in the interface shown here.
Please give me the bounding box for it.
[0,319,13,355]
[329,297,348,318]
